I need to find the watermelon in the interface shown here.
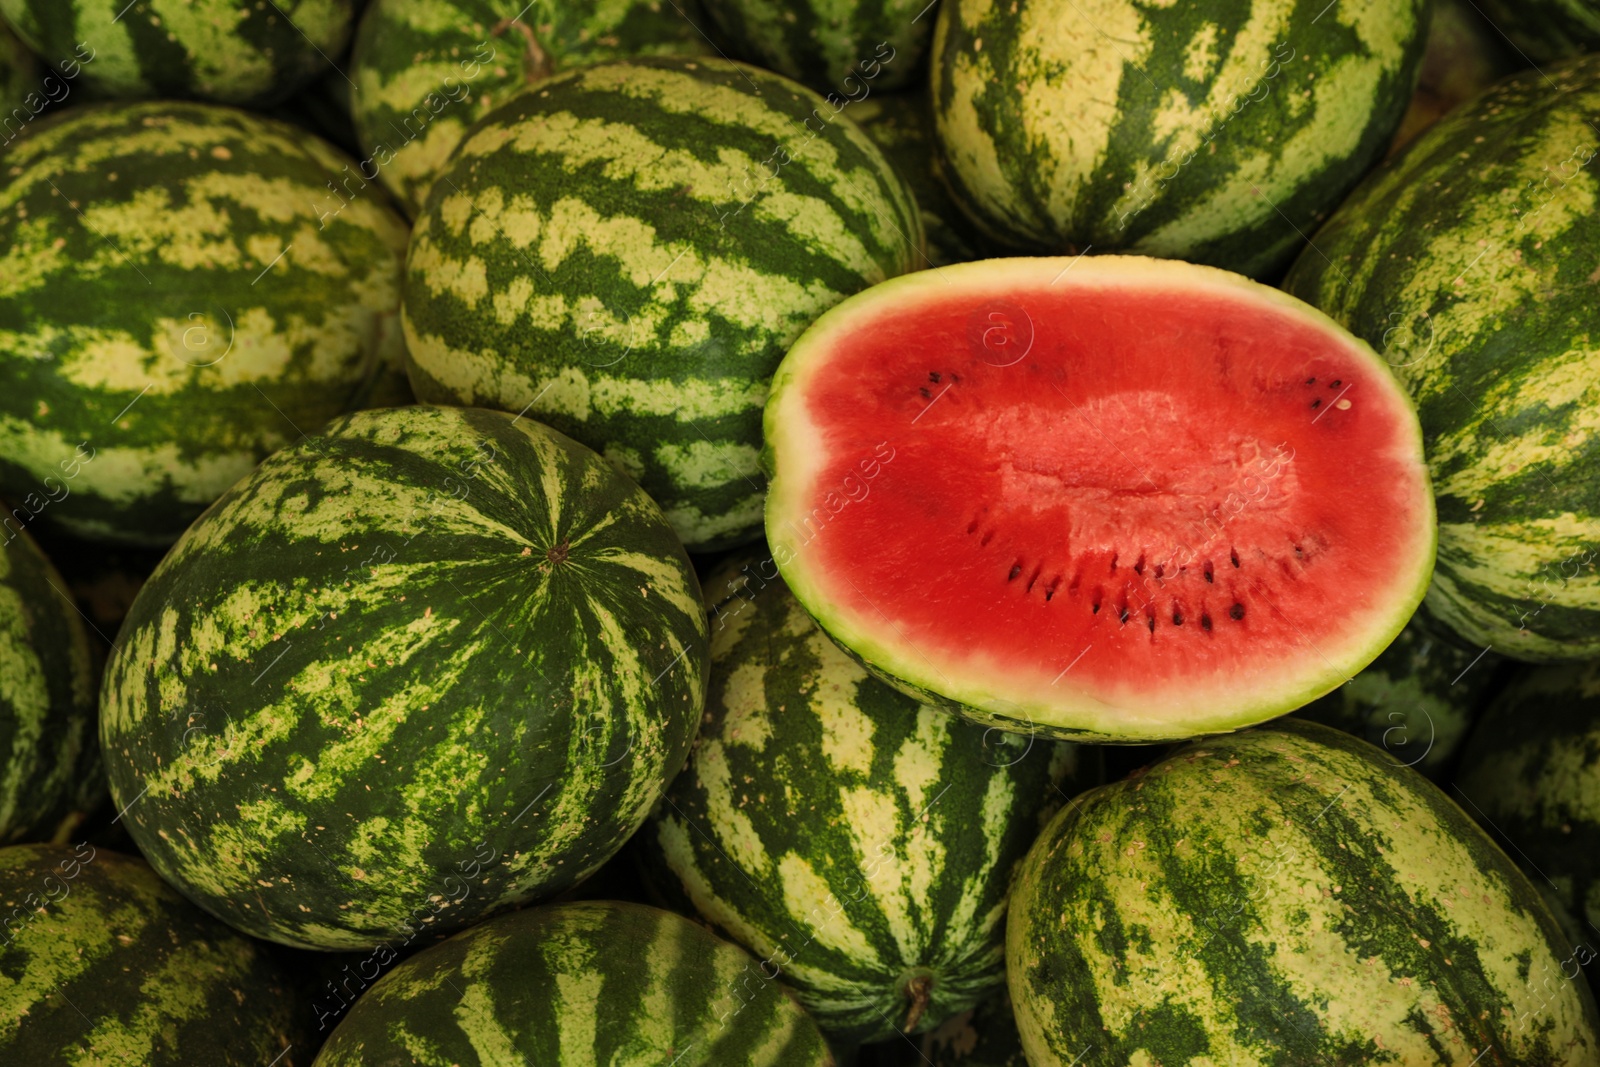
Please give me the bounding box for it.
[313,900,835,1066]
[1008,718,1600,1066]
[763,255,1435,742]
[0,101,410,547]
[1292,607,1506,781]
[0,0,355,106]
[1283,55,1600,661]
[1454,660,1600,960]
[641,552,1099,1041]
[0,843,307,1065]
[1476,0,1600,62]
[348,0,714,217]
[698,0,932,96]
[850,94,992,268]
[1387,0,1521,157]
[929,0,1429,278]
[99,404,709,950]
[0,526,102,843]
[401,56,921,553]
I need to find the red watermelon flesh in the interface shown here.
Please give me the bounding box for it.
[762,256,1435,742]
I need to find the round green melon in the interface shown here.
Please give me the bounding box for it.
[930,0,1428,278]
[313,900,835,1066]
[698,0,932,95]
[348,0,714,216]
[1008,718,1600,1065]
[401,56,920,553]
[849,94,992,269]
[641,552,1098,1041]
[0,526,102,844]
[1292,607,1505,781]
[1476,0,1600,63]
[0,843,307,1065]
[1454,661,1600,959]
[0,100,410,546]
[0,0,355,105]
[1283,54,1600,661]
[99,404,709,950]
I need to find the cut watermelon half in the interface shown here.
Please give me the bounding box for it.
[762,256,1435,742]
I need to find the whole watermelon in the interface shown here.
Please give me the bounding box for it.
[641,553,1098,1042]
[313,900,835,1066]
[699,0,932,95]
[1284,55,1600,660]
[0,101,410,546]
[1476,0,1600,62]
[0,0,355,105]
[0,526,102,843]
[401,55,921,553]
[99,404,709,950]
[349,0,713,215]
[1008,718,1600,1065]
[1292,608,1505,781]
[0,844,307,1065]
[1454,661,1600,957]
[930,0,1428,278]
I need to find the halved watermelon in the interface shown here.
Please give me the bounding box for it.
[763,256,1435,742]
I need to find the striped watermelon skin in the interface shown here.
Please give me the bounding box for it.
[0,101,410,546]
[1454,661,1600,959]
[1477,0,1600,62]
[641,553,1097,1042]
[0,844,307,1066]
[0,0,354,106]
[850,95,992,269]
[99,405,709,950]
[1283,56,1600,661]
[1292,609,1506,782]
[929,0,1427,278]
[1008,718,1600,1066]
[401,56,921,553]
[0,527,102,843]
[348,0,714,217]
[699,0,932,95]
[313,900,835,1066]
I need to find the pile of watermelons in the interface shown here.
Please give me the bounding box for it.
[4,0,1600,1063]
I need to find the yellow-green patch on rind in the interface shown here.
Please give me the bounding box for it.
[929,0,1427,278]
[0,100,409,545]
[0,0,355,106]
[640,552,1098,1041]
[313,901,834,1066]
[1284,54,1600,660]
[0,844,306,1065]
[402,56,920,552]
[99,405,708,950]
[1008,719,1600,1066]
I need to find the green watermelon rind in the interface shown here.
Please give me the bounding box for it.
[763,255,1436,743]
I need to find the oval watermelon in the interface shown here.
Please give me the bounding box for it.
[0,843,307,1065]
[698,0,932,95]
[1454,661,1600,958]
[763,255,1435,742]
[1283,54,1600,661]
[99,404,709,950]
[1292,608,1506,781]
[929,0,1428,278]
[0,100,410,546]
[641,552,1098,1041]
[313,900,835,1066]
[348,0,715,216]
[401,55,921,553]
[1476,0,1600,62]
[0,526,102,843]
[0,0,355,105]
[1008,718,1600,1065]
